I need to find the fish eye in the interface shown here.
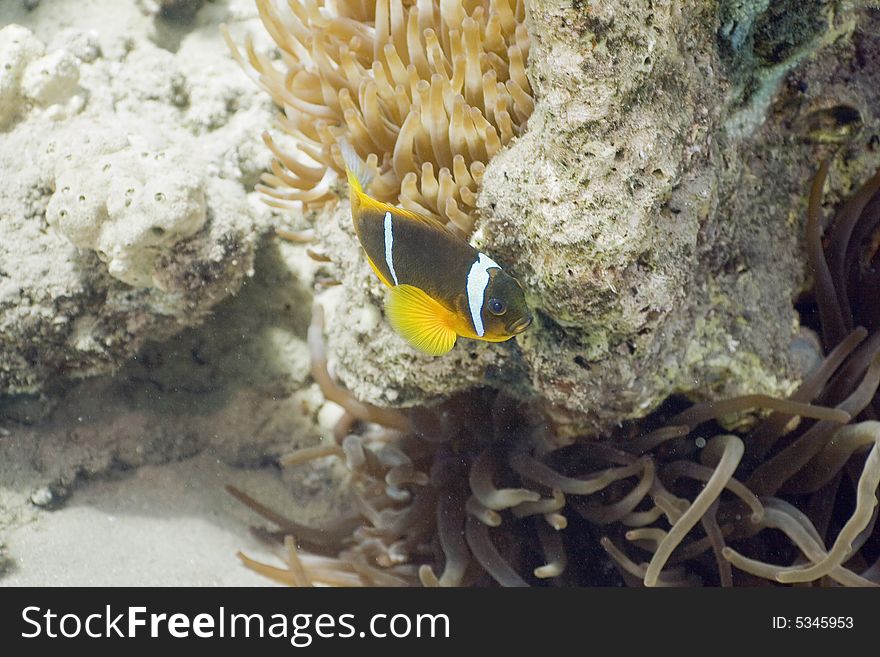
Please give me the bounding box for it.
[488,298,507,315]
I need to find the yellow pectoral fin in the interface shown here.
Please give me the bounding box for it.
[385,285,458,356]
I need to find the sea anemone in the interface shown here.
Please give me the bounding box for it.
[231,163,880,587]
[224,0,533,236]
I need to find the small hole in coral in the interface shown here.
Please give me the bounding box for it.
[151,227,166,236]
[827,104,861,126]
[78,195,86,203]
[154,192,166,202]
[574,356,590,370]
[804,104,863,143]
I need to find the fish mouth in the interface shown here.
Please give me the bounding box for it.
[508,316,532,335]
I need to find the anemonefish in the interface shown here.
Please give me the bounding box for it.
[339,143,532,356]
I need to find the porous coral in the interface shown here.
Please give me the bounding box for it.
[225,0,532,236]
[46,137,209,288]
[231,164,880,587]
[0,16,274,394]
[0,24,49,128]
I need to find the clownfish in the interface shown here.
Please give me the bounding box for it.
[339,143,532,356]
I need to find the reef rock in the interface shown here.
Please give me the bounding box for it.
[0,13,276,394]
[319,0,880,431]
[0,25,46,128]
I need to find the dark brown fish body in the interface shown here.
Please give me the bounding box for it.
[354,206,477,318]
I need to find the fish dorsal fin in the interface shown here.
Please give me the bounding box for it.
[385,284,458,356]
[339,140,374,194]
[358,194,452,234]
[339,140,450,235]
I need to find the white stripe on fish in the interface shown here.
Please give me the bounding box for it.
[383,211,399,285]
[466,252,500,337]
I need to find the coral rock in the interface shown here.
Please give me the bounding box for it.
[20,48,80,107]
[0,21,277,394]
[0,24,45,127]
[47,135,208,288]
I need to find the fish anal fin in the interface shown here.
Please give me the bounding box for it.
[385,285,458,356]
